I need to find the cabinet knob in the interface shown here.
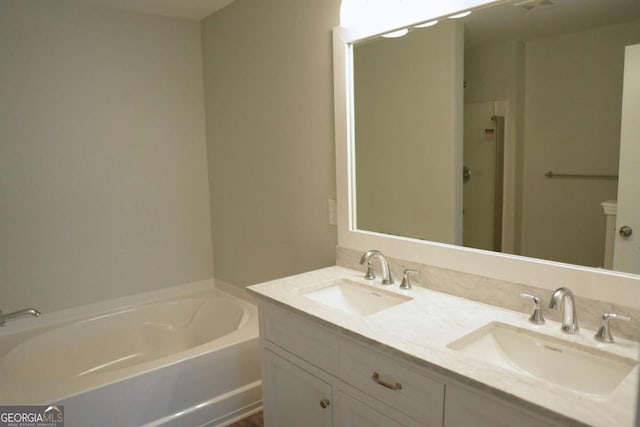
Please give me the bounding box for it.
[619,225,633,237]
[320,399,330,409]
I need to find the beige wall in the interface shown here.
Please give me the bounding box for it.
[520,19,640,267]
[201,0,340,287]
[353,21,464,244]
[0,1,212,312]
[465,41,523,104]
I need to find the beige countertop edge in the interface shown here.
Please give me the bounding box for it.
[247,265,640,427]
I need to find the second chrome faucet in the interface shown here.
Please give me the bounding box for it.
[523,287,631,342]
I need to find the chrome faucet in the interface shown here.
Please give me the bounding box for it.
[359,250,394,285]
[548,287,579,333]
[0,308,41,326]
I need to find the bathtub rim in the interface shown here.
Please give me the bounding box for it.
[0,279,237,337]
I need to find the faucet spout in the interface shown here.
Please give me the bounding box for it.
[0,308,41,326]
[359,250,394,285]
[548,287,579,333]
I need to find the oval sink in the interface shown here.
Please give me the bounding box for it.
[447,322,638,396]
[301,279,412,316]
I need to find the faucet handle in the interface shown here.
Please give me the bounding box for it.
[362,260,376,280]
[359,250,378,280]
[400,270,418,290]
[594,312,631,343]
[519,293,545,324]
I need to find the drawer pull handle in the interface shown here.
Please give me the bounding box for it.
[371,372,402,390]
[320,399,330,409]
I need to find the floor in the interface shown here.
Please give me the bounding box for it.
[227,411,264,427]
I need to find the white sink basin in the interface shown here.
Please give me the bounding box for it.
[448,322,638,396]
[301,279,412,316]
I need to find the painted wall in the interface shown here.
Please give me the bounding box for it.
[353,21,464,244]
[0,1,212,312]
[520,19,640,267]
[201,0,340,288]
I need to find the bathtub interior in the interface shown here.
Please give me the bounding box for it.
[4,297,248,382]
[0,282,260,411]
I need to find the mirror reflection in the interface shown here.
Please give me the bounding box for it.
[353,0,640,272]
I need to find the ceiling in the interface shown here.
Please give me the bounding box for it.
[463,0,640,49]
[72,0,238,20]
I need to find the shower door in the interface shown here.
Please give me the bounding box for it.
[463,101,505,252]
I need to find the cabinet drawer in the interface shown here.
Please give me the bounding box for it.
[262,303,339,375]
[340,339,444,426]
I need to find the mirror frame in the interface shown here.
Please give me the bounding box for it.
[332,2,640,308]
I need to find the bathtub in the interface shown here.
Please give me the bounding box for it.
[0,280,261,427]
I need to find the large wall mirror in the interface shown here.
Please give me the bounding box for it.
[350,0,640,275]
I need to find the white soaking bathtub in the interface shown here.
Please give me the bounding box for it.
[0,280,261,427]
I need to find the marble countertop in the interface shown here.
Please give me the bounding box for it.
[247,266,640,427]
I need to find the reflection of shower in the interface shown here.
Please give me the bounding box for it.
[492,115,505,252]
[462,102,506,253]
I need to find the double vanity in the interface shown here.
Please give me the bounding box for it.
[249,1,640,425]
[248,257,639,427]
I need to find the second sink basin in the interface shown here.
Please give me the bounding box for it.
[301,279,412,316]
[448,322,638,396]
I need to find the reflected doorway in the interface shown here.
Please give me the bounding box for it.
[463,101,506,252]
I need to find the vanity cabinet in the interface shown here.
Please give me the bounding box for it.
[258,301,563,427]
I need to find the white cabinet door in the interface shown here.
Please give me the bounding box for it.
[263,350,333,427]
[614,43,640,274]
[444,385,555,427]
[335,389,405,427]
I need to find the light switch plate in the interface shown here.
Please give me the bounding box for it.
[328,199,337,226]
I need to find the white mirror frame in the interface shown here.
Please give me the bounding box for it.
[332,2,640,309]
